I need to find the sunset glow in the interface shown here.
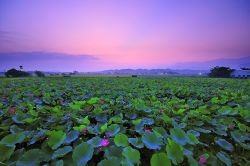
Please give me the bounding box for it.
[0,0,249,71]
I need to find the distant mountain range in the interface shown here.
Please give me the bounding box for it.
[86,68,208,75]
[171,56,250,70]
[85,56,250,75]
[0,55,249,76]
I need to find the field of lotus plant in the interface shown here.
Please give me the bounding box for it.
[0,76,249,166]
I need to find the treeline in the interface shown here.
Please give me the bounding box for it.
[208,66,234,78]
[4,68,45,77]
[3,66,248,78]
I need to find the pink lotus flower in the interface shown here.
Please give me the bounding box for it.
[144,129,151,132]
[159,109,164,113]
[82,128,87,133]
[10,108,15,113]
[2,96,6,102]
[199,157,206,164]
[98,147,102,152]
[100,139,109,147]
[228,124,234,129]
[105,132,111,137]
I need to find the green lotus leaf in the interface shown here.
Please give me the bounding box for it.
[230,130,249,143]
[134,123,144,133]
[218,106,237,115]
[114,134,128,147]
[0,132,25,146]
[238,142,250,150]
[150,153,171,166]
[132,119,142,125]
[96,113,108,122]
[87,136,102,147]
[47,130,66,150]
[0,144,15,162]
[142,132,162,150]
[166,138,184,165]
[122,146,140,165]
[69,103,81,110]
[161,113,173,124]
[52,146,72,159]
[16,149,49,166]
[183,148,193,156]
[128,137,144,149]
[64,130,79,144]
[104,145,123,159]
[170,127,188,145]
[216,151,231,166]
[187,130,200,137]
[132,98,147,111]
[51,107,64,116]
[193,121,204,126]
[152,127,168,138]
[187,156,198,166]
[200,153,209,160]
[194,127,211,133]
[215,139,234,152]
[72,142,94,166]
[73,125,86,132]
[238,123,248,132]
[176,108,186,115]
[23,117,38,123]
[141,118,154,125]
[108,117,122,124]
[79,116,90,125]
[107,124,120,136]
[87,97,100,104]
[8,148,25,163]
[12,114,30,124]
[211,97,219,104]
[187,133,199,145]
[97,157,120,166]
[101,123,108,133]
[55,160,64,166]
[213,129,227,136]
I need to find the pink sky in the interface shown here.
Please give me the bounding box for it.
[0,0,250,71]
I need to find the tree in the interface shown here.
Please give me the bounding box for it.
[241,67,250,70]
[35,71,45,77]
[5,68,30,77]
[208,66,234,78]
[19,65,23,70]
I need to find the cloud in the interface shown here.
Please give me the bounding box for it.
[0,52,99,71]
[0,51,98,62]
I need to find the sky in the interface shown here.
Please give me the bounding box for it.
[0,0,250,71]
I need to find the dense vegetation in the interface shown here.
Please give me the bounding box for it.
[35,71,46,77]
[208,66,234,78]
[0,77,249,166]
[4,69,31,78]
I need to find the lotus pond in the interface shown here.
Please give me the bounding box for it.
[0,76,249,166]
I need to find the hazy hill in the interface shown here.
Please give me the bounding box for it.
[171,56,250,70]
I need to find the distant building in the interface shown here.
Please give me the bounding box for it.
[231,70,250,78]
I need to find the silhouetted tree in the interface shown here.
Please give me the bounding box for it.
[241,67,250,70]
[19,65,23,70]
[35,71,45,77]
[208,66,234,78]
[5,68,30,77]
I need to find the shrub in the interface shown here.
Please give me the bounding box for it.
[35,71,45,77]
[208,66,234,78]
[5,68,31,77]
